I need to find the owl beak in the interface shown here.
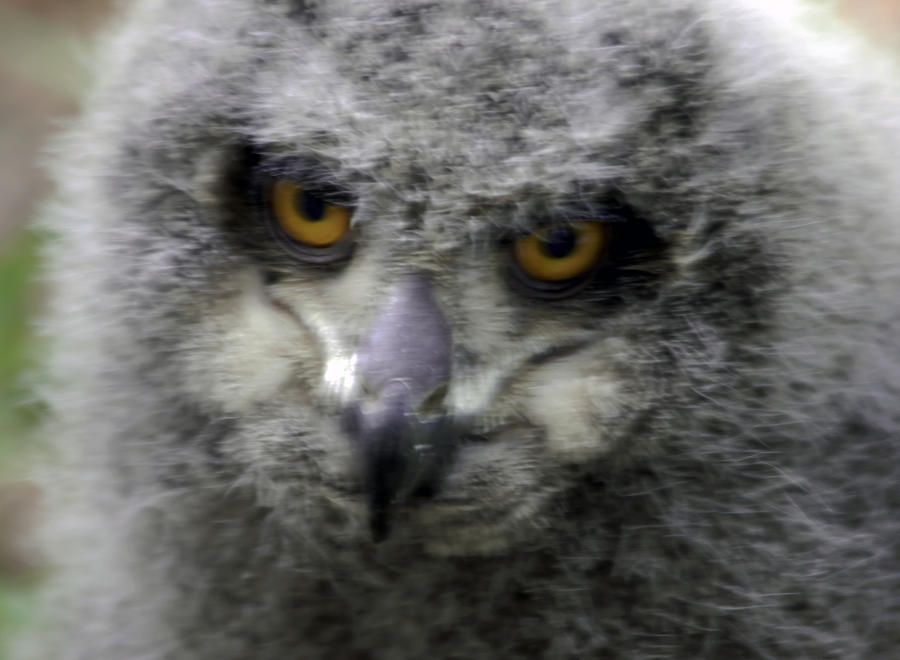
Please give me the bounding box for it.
[343,273,455,542]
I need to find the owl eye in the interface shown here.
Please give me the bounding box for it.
[270,179,353,248]
[512,222,608,284]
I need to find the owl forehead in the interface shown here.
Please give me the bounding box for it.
[251,0,671,198]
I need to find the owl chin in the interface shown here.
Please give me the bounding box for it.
[309,493,551,559]
[410,498,553,557]
[298,428,562,558]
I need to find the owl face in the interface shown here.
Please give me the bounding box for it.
[98,0,791,556]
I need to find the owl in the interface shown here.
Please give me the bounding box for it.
[16,0,900,658]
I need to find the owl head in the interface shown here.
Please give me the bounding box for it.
[53,0,900,558]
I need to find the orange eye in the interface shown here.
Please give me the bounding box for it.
[513,222,608,282]
[271,179,353,247]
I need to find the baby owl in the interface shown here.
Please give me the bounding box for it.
[18,0,900,658]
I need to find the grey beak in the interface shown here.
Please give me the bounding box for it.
[343,273,455,541]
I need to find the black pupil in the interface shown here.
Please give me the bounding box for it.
[541,226,577,258]
[298,191,326,221]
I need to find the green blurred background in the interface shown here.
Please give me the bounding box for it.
[0,1,113,654]
[0,0,896,657]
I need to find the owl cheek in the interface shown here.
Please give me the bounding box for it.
[524,363,623,460]
[181,270,318,414]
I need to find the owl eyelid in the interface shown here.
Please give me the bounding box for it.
[523,217,604,234]
[252,152,357,207]
[505,261,601,300]
[264,176,355,209]
[516,195,636,234]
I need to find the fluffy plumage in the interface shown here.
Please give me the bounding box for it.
[18,0,900,658]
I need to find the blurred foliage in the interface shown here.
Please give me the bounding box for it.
[0,578,36,660]
[0,229,43,660]
[0,3,112,656]
[0,230,44,466]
